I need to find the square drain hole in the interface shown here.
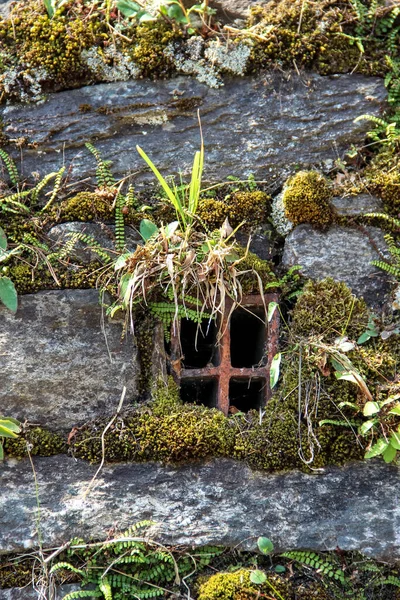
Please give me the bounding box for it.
[229,378,266,412]
[230,307,266,368]
[180,318,219,369]
[180,378,218,408]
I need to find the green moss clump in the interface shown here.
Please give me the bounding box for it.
[7,262,101,294]
[135,312,156,397]
[0,557,34,589]
[4,427,66,458]
[0,0,107,87]
[48,191,114,223]
[364,161,400,216]
[198,569,290,600]
[235,248,277,295]
[282,171,334,229]
[247,0,388,77]
[70,378,236,464]
[291,278,369,342]
[197,192,271,231]
[227,191,271,228]
[130,22,179,78]
[197,198,230,231]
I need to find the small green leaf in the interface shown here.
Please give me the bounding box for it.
[167,3,188,22]
[270,353,281,389]
[383,444,397,463]
[117,0,141,17]
[0,277,18,313]
[114,254,130,271]
[140,219,158,241]
[365,438,389,459]
[267,301,278,322]
[250,570,267,585]
[0,227,7,251]
[357,331,371,344]
[257,537,274,555]
[0,442,4,461]
[359,420,376,435]
[274,565,286,574]
[164,221,179,238]
[363,401,380,416]
[390,432,400,450]
[389,404,400,416]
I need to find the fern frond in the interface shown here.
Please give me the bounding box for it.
[41,166,66,212]
[50,562,85,576]
[115,194,126,253]
[86,143,116,187]
[99,577,113,600]
[0,149,19,186]
[0,189,31,214]
[376,575,400,587]
[62,590,103,599]
[281,551,347,584]
[364,213,400,229]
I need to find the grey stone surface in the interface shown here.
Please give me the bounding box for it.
[1,456,400,561]
[332,193,383,217]
[47,222,142,264]
[0,289,139,431]
[282,224,392,307]
[0,585,84,600]
[2,73,385,190]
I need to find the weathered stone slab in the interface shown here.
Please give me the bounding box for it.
[0,585,84,600]
[282,224,392,307]
[2,73,385,190]
[332,193,383,216]
[1,456,400,561]
[0,290,139,431]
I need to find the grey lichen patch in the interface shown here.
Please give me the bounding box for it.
[0,65,48,103]
[164,37,251,88]
[81,47,140,82]
[271,192,293,236]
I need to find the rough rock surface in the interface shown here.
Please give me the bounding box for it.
[0,585,83,600]
[47,222,142,264]
[2,73,385,189]
[282,224,392,307]
[332,193,383,216]
[1,456,400,561]
[0,289,139,431]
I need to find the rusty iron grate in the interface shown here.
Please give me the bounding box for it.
[170,293,279,415]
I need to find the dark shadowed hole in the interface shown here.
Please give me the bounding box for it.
[229,378,266,412]
[230,307,266,368]
[180,318,219,369]
[180,378,218,408]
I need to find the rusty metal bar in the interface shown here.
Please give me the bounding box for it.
[170,293,279,415]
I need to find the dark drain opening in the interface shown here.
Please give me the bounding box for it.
[229,378,265,412]
[180,318,218,369]
[230,308,266,368]
[180,378,218,408]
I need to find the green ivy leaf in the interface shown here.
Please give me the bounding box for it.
[0,277,17,313]
[365,438,389,459]
[357,332,371,344]
[257,537,274,555]
[140,219,158,241]
[270,353,281,389]
[250,570,267,585]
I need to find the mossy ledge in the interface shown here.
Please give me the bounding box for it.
[0,0,398,102]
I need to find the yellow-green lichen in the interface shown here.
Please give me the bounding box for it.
[282,171,334,229]
[7,262,101,294]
